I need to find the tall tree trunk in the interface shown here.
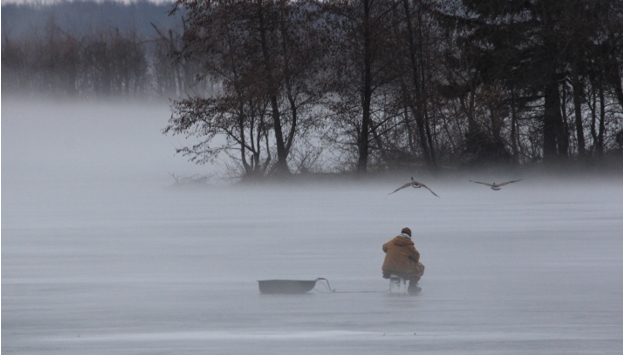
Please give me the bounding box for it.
[402,100,416,154]
[510,88,519,162]
[402,0,434,169]
[357,0,373,174]
[597,82,606,156]
[423,109,436,166]
[558,111,570,158]
[540,3,568,161]
[239,107,252,175]
[257,0,289,175]
[543,80,562,161]
[590,85,598,156]
[279,15,297,157]
[571,65,587,157]
[606,33,623,113]
[610,65,623,113]
[417,10,437,169]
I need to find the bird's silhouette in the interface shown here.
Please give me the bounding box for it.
[469,179,521,191]
[389,177,439,197]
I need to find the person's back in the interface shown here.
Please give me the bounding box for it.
[382,227,425,294]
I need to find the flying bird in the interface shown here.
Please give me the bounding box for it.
[389,177,439,197]
[469,179,522,191]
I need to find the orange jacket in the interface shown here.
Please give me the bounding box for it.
[382,236,421,276]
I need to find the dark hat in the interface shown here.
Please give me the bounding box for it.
[401,227,412,236]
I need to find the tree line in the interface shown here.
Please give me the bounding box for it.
[1,0,207,98]
[163,0,623,177]
[3,0,622,176]
[1,22,210,99]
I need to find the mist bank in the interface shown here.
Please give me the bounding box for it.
[2,96,622,192]
[1,96,208,186]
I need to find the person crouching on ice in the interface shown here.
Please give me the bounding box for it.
[382,227,425,294]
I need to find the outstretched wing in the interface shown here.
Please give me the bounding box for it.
[389,182,413,194]
[469,180,493,187]
[497,179,522,187]
[420,184,440,197]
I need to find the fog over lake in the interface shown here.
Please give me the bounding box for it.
[3,98,623,354]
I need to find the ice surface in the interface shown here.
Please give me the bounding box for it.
[2,99,623,354]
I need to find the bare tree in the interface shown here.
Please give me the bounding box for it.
[320,0,402,174]
[166,0,325,178]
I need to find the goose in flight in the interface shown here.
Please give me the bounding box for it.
[469,179,521,191]
[389,177,439,197]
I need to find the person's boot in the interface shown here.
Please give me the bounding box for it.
[408,277,421,295]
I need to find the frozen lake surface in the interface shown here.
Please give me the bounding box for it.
[4,179,623,354]
[3,99,623,354]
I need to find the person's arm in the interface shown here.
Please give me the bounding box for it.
[408,245,420,263]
